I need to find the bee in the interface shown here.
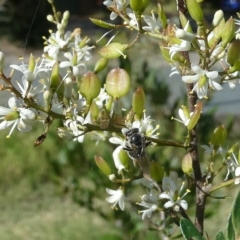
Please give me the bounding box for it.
[122,128,150,160]
[122,127,160,191]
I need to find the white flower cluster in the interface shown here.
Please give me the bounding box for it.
[106,171,190,220]
[0,11,113,142]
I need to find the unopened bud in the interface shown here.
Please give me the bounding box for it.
[176,29,195,42]
[157,3,167,29]
[187,101,202,130]
[50,62,60,90]
[90,100,99,121]
[63,11,70,21]
[95,155,112,176]
[227,39,240,66]
[212,10,224,27]
[221,17,235,47]
[79,72,101,104]
[182,153,193,176]
[186,0,204,24]
[130,0,150,14]
[99,42,128,59]
[89,18,116,29]
[46,14,54,22]
[64,77,73,100]
[132,87,145,119]
[210,125,227,148]
[94,57,108,73]
[105,68,130,100]
[43,90,53,109]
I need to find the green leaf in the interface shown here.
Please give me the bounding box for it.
[227,213,235,240]
[180,219,205,240]
[232,190,240,238]
[215,231,225,240]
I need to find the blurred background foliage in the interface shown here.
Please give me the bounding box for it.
[0,0,240,239]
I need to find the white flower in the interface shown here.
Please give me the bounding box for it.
[127,10,138,28]
[142,11,161,33]
[169,21,192,59]
[103,0,129,20]
[224,152,240,184]
[131,111,160,139]
[172,106,192,127]
[64,115,85,143]
[169,40,191,59]
[182,64,222,99]
[10,58,49,83]
[0,96,36,137]
[94,87,111,109]
[106,188,125,210]
[73,33,94,61]
[44,31,71,60]
[224,71,240,89]
[59,51,86,76]
[137,190,158,220]
[138,203,158,220]
[159,172,189,211]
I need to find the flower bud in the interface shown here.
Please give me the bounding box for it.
[94,57,108,73]
[213,18,225,40]
[176,29,195,42]
[28,54,35,72]
[46,14,54,22]
[90,100,99,121]
[63,11,70,21]
[228,60,240,73]
[79,72,101,105]
[94,155,112,176]
[210,125,227,148]
[118,149,129,169]
[99,42,128,59]
[43,90,53,110]
[182,153,193,176]
[157,3,167,29]
[132,87,145,119]
[221,17,235,47]
[150,162,164,182]
[89,18,116,29]
[186,0,204,24]
[50,62,60,90]
[105,68,130,100]
[64,77,73,100]
[56,76,64,102]
[130,0,150,14]
[0,51,5,72]
[227,39,240,66]
[187,101,202,130]
[212,10,224,27]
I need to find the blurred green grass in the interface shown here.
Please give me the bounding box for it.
[0,126,123,240]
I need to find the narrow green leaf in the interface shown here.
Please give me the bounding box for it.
[215,231,225,240]
[227,213,235,240]
[232,190,240,238]
[180,219,205,240]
